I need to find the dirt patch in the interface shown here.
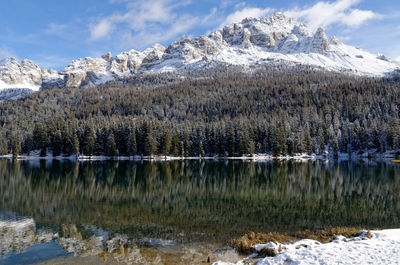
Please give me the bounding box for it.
[231,227,370,254]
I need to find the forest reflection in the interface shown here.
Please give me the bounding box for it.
[0,159,399,242]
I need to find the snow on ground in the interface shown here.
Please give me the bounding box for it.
[0,151,398,162]
[213,229,400,265]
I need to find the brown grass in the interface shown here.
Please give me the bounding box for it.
[231,227,369,254]
[258,247,277,257]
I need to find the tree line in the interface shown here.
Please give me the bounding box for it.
[0,67,399,157]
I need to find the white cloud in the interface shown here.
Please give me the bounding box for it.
[395,56,400,64]
[118,15,199,48]
[218,0,376,31]
[90,19,114,40]
[89,0,217,49]
[219,7,273,28]
[44,23,68,35]
[285,0,379,30]
[342,9,377,27]
[90,0,192,37]
[88,0,380,52]
[90,0,174,41]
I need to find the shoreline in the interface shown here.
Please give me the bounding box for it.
[0,150,398,162]
[214,229,400,265]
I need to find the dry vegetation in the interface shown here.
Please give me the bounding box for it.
[231,227,372,255]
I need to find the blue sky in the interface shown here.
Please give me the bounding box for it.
[0,0,399,70]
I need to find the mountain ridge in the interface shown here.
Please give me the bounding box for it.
[0,13,399,100]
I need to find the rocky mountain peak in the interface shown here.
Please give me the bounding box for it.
[310,27,330,53]
[0,57,43,89]
[102,52,113,62]
[142,44,165,65]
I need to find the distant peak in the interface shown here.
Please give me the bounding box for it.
[0,57,19,65]
[230,12,297,28]
[101,52,112,62]
[268,12,290,20]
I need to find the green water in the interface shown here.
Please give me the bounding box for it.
[0,159,399,264]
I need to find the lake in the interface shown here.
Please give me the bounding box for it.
[0,159,399,264]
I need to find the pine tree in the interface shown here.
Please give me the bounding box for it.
[238,129,250,155]
[106,131,117,157]
[199,140,205,157]
[73,132,80,158]
[0,138,8,155]
[83,126,95,156]
[180,140,185,157]
[52,130,62,157]
[62,129,73,155]
[286,137,294,156]
[332,137,339,158]
[171,133,179,156]
[33,124,47,156]
[94,129,105,155]
[22,135,33,155]
[40,146,47,157]
[276,123,287,155]
[143,122,157,156]
[390,118,400,150]
[127,128,137,156]
[184,133,190,157]
[12,137,20,158]
[248,140,255,156]
[161,129,171,155]
[272,126,282,156]
[303,126,312,155]
[227,124,235,156]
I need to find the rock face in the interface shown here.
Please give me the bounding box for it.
[310,28,330,53]
[0,13,399,100]
[0,58,42,89]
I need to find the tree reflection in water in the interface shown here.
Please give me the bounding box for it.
[0,159,399,243]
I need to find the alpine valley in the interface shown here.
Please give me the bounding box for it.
[1,13,399,101]
[2,6,400,265]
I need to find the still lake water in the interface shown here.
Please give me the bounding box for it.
[0,159,399,264]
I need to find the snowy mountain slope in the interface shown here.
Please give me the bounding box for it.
[0,13,399,100]
[0,58,42,91]
[0,57,61,101]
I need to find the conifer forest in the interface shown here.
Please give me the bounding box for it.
[1,68,399,158]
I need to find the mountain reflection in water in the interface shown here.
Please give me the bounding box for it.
[0,212,236,264]
[0,159,399,263]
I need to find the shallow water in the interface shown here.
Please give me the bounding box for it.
[0,159,399,264]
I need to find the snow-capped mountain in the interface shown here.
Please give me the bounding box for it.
[0,13,399,100]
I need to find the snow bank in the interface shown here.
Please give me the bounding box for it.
[213,229,400,265]
[1,150,397,162]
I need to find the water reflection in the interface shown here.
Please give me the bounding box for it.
[0,212,235,265]
[0,159,399,261]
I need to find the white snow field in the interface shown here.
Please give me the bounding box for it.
[213,229,400,265]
